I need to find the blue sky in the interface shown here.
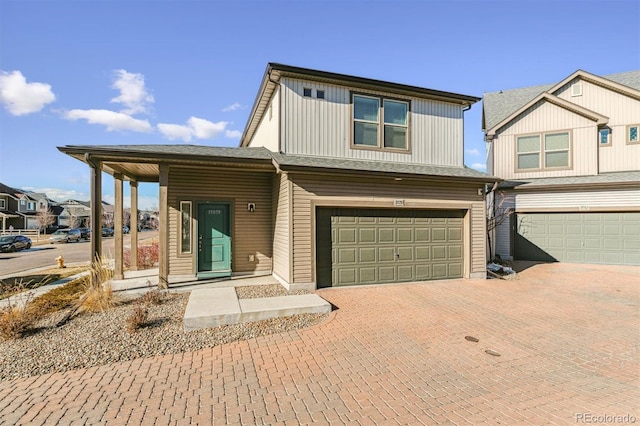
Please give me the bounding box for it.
[1,0,638,209]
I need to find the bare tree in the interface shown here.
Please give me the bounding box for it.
[102,211,114,228]
[123,209,131,228]
[36,208,57,233]
[486,183,513,261]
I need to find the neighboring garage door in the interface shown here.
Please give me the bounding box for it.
[316,208,464,287]
[515,212,640,265]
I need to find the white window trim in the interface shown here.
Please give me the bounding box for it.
[516,130,572,172]
[351,93,411,153]
[571,82,583,97]
[0,199,5,209]
[599,128,612,147]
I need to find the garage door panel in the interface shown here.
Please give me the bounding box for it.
[318,208,465,287]
[515,212,639,266]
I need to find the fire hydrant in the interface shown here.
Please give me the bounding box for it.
[55,255,65,269]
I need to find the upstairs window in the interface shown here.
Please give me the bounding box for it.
[0,199,5,210]
[27,201,36,210]
[352,94,409,151]
[628,125,639,144]
[516,131,571,171]
[599,128,611,146]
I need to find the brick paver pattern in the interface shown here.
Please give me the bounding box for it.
[1,262,638,425]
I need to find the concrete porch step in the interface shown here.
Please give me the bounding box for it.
[183,287,331,331]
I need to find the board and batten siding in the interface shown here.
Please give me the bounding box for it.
[167,166,273,279]
[554,78,640,173]
[271,172,291,283]
[492,101,598,180]
[289,174,487,284]
[280,77,464,167]
[247,86,280,151]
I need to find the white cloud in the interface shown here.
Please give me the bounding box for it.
[157,116,228,142]
[157,123,193,141]
[471,162,487,171]
[64,109,153,132]
[465,148,481,157]
[225,129,242,139]
[103,194,157,210]
[0,70,56,116]
[222,102,243,112]
[110,69,154,115]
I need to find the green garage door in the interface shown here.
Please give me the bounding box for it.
[515,212,640,265]
[316,208,464,287]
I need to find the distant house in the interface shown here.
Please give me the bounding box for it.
[483,69,640,265]
[0,183,62,231]
[60,63,497,287]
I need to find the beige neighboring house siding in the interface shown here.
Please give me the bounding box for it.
[492,101,598,179]
[289,173,486,284]
[271,172,291,283]
[280,77,464,167]
[247,86,280,151]
[554,78,640,173]
[167,166,273,278]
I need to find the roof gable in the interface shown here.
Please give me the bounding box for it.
[486,92,608,138]
[483,69,640,134]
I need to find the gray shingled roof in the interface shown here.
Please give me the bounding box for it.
[483,70,640,131]
[62,145,274,160]
[272,153,497,181]
[499,171,640,189]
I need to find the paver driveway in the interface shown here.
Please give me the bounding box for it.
[0,262,638,425]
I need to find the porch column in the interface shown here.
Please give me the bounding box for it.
[114,173,124,280]
[158,164,169,289]
[87,155,102,284]
[129,181,139,271]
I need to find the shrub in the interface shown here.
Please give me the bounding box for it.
[126,305,148,334]
[124,242,159,270]
[140,289,164,306]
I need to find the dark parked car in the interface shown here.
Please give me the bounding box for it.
[50,228,82,244]
[0,235,32,252]
[77,227,91,240]
[101,227,114,237]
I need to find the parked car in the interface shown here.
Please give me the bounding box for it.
[123,226,130,234]
[77,227,91,240]
[50,228,82,244]
[101,227,114,237]
[0,235,32,252]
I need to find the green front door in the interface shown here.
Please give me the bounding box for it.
[197,203,231,278]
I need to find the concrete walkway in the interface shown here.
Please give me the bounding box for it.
[1,262,638,424]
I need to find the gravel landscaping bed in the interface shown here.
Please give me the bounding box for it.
[0,285,328,381]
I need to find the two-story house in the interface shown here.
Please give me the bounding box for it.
[483,70,640,266]
[59,63,496,288]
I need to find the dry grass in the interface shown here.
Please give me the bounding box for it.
[78,257,121,313]
[0,266,88,300]
[0,284,38,340]
[27,277,85,316]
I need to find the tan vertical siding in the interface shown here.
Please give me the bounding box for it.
[248,86,280,151]
[272,172,291,282]
[281,77,464,167]
[492,101,598,179]
[555,79,640,173]
[167,167,273,277]
[290,174,486,284]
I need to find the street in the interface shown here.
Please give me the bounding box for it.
[0,231,158,278]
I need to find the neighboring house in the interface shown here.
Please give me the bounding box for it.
[60,63,497,288]
[483,69,640,266]
[0,183,61,231]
